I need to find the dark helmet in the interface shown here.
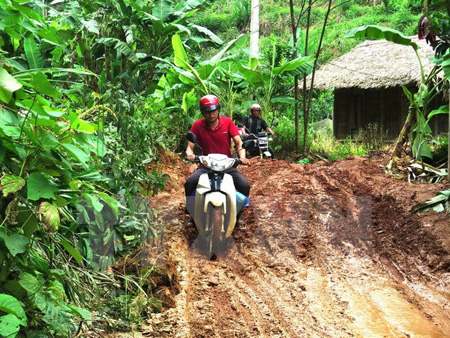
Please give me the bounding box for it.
[199,95,220,112]
[250,103,261,111]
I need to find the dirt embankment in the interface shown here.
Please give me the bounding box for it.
[147,154,450,338]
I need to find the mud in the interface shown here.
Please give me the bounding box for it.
[148,154,450,338]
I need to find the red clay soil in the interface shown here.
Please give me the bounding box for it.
[143,154,450,337]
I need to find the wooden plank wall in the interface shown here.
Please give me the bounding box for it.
[333,87,447,140]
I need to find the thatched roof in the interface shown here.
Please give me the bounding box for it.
[311,37,436,90]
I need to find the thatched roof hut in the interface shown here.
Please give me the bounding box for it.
[310,37,447,139]
[312,36,436,90]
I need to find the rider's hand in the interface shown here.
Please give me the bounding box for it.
[186,153,196,161]
[239,157,250,165]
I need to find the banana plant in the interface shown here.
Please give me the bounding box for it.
[153,32,246,104]
[164,31,314,120]
[235,35,314,119]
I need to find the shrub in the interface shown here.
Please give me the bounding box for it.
[430,135,449,164]
[391,8,421,35]
[310,133,368,161]
[271,116,307,154]
[355,123,388,151]
[309,90,334,122]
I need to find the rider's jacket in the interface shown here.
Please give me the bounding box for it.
[243,115,268,134]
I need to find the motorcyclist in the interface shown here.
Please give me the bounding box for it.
[185,95,250,199]
[242,103,275,136]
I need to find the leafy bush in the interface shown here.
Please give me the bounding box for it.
[391,8,421,35]
[310,133,367,161]
[430,135,449,164]
[407,0,424,14]
[271,116,306,154]
[309,90,334,122]
[0,1,174,335]
[193,0,250,33]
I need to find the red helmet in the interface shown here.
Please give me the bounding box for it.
[199,95,220,112]
[250,103,261,111]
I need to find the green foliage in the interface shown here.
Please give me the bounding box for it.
[102,115,169,195]
[297,158,311,164]
[0,175,25,197]
[355,123,388,151]
[0,294,27,338]
[237,37,314,117]
[200,0,421,67]
[411,189,450,214]
[309,90,334,122]
[310,133,367,161]
[0,0,187,335]
[391,7,420,33]
[192,0,250,39]
[100,292,162,331]
[430,135,449,164]
[345,24,418,49]
[271,116,306,154]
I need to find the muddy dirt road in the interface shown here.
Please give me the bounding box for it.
[150,156,450,337]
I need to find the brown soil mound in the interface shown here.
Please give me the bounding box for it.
[146,154,450,337]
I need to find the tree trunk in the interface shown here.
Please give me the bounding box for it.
[388,106,415,168]
[289,0,299,150]
[303,0,332,153]
[301,0,312,153]
[249,0,260,60]
[448,91,449,180]
[105,46,111,81]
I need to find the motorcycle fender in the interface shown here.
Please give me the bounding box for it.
[194,173,237,238]
[220,174,237,238]
[193,174,211,237]
[194,173,236,238]
[204,192,227,212]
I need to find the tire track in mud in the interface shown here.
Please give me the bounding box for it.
[152,157,450,337]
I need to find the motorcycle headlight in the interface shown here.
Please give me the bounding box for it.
[209,158,235,171]
[199,156,211,167]
[200,154,235,171]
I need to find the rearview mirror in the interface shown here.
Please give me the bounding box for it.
[186,132,197,144]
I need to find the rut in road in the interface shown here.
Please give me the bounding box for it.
[150,156,450,338]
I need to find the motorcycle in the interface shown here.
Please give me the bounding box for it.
[186,132,252,259]
[242,122,278,159]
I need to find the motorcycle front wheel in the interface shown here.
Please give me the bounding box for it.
[207,204,225,259]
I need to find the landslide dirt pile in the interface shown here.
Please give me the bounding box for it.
[148,155,450,338]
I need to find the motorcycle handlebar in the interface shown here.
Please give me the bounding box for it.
[186,156,200,163]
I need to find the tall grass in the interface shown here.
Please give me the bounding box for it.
[310,132,368,161]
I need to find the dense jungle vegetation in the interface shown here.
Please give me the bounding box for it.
[0,0,448,335]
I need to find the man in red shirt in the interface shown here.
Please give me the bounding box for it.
[185,95,250,197]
